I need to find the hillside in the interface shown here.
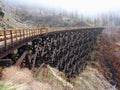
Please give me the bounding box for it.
[1,0,88,29]
[0,1,25,29]
[0,65,117,90]
[0,1,119,90]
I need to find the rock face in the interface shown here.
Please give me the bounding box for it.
[2,0,88,29]
[0,1,3,18]
[0,1,5,29]
[0,0,88,29]
[0,10,4,18]
[0,0,2,8]
[0,0,25,29]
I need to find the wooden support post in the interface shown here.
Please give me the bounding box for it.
[15,51,28,66]
[36,29,38,35]
[33,63,45,77]
[39,29,40,34]
[37,29,39,35]
[23,30,25,38]
[46,28,48,34]
[15,30,18,42]
[26,30,28,37]
[10,30,13,44]
[35,29,36,35]
[19,30,22,40]
[31,29,34,36]
[0,31,2,36]
[40,29,42,34]
[29,29,30,37]
[38,29,39,35]
[24,30,26,38]
[0,59,12,67]
[31,47,39,71]
[3,30,7,48]
[34,29,35,35]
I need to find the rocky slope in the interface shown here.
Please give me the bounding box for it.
[0,0,25,29]
[2,0,87,29]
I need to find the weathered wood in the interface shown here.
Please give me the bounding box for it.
[15,51,28,66]
[33,63,45,76]
[19,30,22,40]
[31,46,39,70]
[10,30,13,44]
[15,30,18,42]
[3,31,7,48]
[0,27,103,79]
[0,59,12,67]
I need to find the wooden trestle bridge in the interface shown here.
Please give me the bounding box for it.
[0,27,104,79]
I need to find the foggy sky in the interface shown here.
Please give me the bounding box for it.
[3,0,120,16]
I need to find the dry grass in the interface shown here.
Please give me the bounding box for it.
[71,66,118,90]
[0,65,117,90]
[35,65,73,90]
[0,66,54,90]
[2,66,33,83]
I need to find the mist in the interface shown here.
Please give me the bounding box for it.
[2,0,120,28]
[3,0,120,17]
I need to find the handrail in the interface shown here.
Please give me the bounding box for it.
[0,28,49,48]
[0,27,104,49]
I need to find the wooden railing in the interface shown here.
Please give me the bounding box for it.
[0,27,104,58]
[0,28,48,48]
[0,27,104,49]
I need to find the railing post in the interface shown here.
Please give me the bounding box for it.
[36,29,38,35]
[3,30,7,48]
[15,30,18,42]
[39,29,40,34]
[46,28,48,34]
[32,29,34,36]
[35,29,36,35]
[19,30,22,40]
[23,30,25,38]
[0,30,2,36]
[24,30,26,38]
[10,30,13,45]
[40,28,42,34]
[26,30,28,37]
[37,29,39,34]
[34,29,36,35]
[38,29,39,34]
[29,29,30,37]
[34,29,35,36]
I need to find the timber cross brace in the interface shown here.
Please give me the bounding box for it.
[0,27,103,80]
